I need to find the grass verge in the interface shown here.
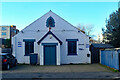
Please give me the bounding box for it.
[99,64,119,72]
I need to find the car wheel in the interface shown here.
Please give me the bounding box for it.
[7,64,10,70]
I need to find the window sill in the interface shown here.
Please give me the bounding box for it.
[24,54,31,56]
[67,54,77,56]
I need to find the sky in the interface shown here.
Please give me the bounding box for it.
[0,1,119,40]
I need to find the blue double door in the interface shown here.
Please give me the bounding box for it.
[44,45,56,65]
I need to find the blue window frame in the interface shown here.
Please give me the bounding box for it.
[2,27,7,30]
[2,32,6,36]
[25,41,34,56]
[67,39,78,55]
[23,39,35,56]
[46,16,55,27]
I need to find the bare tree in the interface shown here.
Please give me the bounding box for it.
[77,24,94,38]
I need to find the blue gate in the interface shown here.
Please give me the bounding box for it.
[101,49,119,70]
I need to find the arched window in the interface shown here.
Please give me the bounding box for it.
[46,16,55,27]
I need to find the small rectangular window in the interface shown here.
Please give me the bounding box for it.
[23,39,35,56]
[14,30,16,33]
[25,41,34,56]
[2,32,6,36]
[68,41,77,55]
[2,27,7,30]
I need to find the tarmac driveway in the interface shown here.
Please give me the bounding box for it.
[2,64,120,79]
[2,64,112,73]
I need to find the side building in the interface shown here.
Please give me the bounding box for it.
[0,25,19,53]
[0,25,19,39]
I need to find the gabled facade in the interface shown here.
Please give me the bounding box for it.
[12,11,91,65]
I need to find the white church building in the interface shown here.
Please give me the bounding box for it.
[12,10,91,65]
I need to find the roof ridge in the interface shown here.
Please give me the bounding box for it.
[19,10,88,38]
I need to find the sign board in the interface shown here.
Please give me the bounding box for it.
[18,42,22,47]
[86,44,89,48]
[79,48,84,50]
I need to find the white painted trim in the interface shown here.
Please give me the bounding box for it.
[40,44,43,65]
[100,50,101,64]
[40,42,60,65]
[57,43,60,65]
[77,41,78,55]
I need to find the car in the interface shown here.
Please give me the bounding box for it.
[0,53,17,70]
